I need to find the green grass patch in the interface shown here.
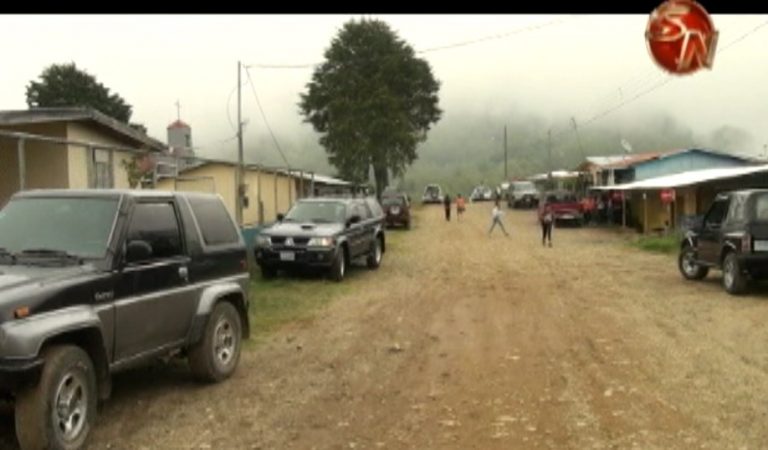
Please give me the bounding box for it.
[631,232,681,254]
[244,228,407,347]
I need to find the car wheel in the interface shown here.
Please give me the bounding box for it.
[330,248,346,282]
[261,265,278,279]
[189,301,243,382]
[405,219,411,230]
[367,236,383,269]
[722,252,748,295]
[15,345,97,450]
[678,244,709,280]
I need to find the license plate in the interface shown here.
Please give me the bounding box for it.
[280,251,295,261]
[755,240,768,252]
[560,214,574,219]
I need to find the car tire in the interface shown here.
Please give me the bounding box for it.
[189,301,243,383]
[367,236,383,270]
[330,248,346,282]
[405,219,411,230]
[678,244,709,280]
[260,265,278,279]
[722,251,748,295]
[15,345,97,450]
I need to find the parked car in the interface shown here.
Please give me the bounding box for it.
[507,181,540,209]
[539,190,584,226]
[381,193,411,229]
[422,184,444,204]
[255,197,385,281]
[678,189,768,295]
[470,185,494,202]
[0,189,250,450]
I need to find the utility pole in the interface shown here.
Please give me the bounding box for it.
[571,117,586,161]
[236,60,244,226]
[547,129,553,189]
[504,125,508,180]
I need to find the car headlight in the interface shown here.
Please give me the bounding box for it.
[307,236,334,247]
[255,235,271,247]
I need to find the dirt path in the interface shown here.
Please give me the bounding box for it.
[5,202,768,449]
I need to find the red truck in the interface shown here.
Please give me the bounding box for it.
[539,190,585,226]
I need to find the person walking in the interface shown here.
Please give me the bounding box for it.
[456,194,466,220]
[443,193,452,221]
[488,199,510,237]
[541,203,554,247]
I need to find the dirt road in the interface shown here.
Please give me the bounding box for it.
[5,202,768,449]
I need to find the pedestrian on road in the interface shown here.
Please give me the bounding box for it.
[541,203,554,247]
[456,194,466,220]
[488,199,510,237]
[443,193,452,221]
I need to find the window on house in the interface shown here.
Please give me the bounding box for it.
[93,149,112,188]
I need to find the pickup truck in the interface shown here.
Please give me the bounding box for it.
[0,189,250,450]
[539,190,584,226]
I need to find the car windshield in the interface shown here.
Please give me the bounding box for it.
[284,201,346,224]
[0,197,119,259]
[424,186,440,196]
[513,182,535,191]
[381,197,405,206]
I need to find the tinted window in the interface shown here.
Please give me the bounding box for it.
[705,199,730,226]
[0,197,118,258]
[188,196,240,245]
[126,202,183,261]
[382,197,405,207]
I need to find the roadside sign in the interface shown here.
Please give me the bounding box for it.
[661,188,676,204]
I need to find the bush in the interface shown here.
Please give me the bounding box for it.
[632,232,681,254]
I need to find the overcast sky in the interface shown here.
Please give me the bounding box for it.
[1,14,767,163]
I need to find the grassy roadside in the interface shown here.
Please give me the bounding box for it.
[630,232,681,254]
[244,228,406,347]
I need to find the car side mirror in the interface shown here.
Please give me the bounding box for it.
[347,215,361,228]
[276,213,285,222]
[125,240,152,264]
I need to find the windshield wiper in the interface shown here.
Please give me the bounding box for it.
[18,248,84,264]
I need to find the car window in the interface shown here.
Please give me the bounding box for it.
[754,194,768,221]
[729,194,747,222]
[705,199,730,227]
[126,202,183,262]
[187,196,240,246]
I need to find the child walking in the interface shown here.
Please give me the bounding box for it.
[488,200,510,237]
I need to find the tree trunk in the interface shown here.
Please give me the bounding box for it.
[373,163,389,199]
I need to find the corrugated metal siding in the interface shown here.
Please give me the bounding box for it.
[634,151,751,181]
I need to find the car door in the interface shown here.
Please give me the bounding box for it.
[699,195,731,263]
[114,200,193,362]
[346,202,368,258]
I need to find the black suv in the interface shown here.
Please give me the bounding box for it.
[255,197,385,281]
[0,190,250,450]
[679,190,768,295]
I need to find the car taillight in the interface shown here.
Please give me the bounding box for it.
[743,233,752,253]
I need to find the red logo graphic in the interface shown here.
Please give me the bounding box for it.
[646,0,718,75]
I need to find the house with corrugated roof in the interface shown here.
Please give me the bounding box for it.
[0,107,166,207]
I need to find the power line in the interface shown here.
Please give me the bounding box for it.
[246,16,576,70]
[243,66,291,167]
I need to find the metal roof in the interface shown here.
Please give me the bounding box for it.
[0,108,166,152]
[529,170,583,180]
[591,164,768,191]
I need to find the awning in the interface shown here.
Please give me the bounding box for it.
[589,164,768,191]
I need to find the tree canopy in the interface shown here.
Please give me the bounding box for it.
[299,19,442,195]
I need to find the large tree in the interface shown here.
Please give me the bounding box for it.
[26,62,133,123]
[299,19,442,196]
